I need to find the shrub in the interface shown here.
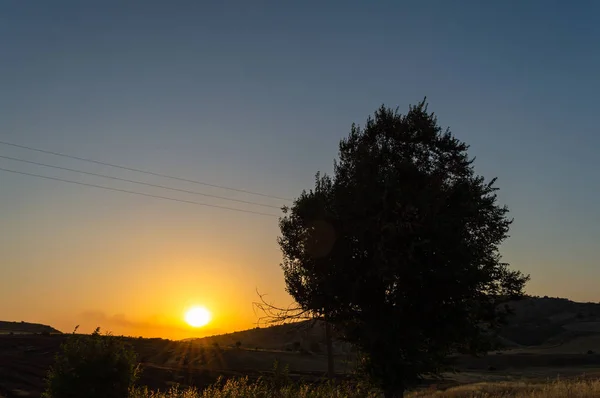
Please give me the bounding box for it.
[264,359,291,390]
[42,327,139,398]
[235,341,242,349]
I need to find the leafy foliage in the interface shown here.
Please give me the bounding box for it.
[278,100,529,396]
[42,327,139,398]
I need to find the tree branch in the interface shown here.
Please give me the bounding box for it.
[252,289,323,330]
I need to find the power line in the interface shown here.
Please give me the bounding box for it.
[0,166,280,218]
[0,140,292,202]
[0,154,281,210]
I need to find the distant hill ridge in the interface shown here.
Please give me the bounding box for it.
[0,320,61,334]
[4,296,600,349]
[184,320,353,355]
[185,296,600,354]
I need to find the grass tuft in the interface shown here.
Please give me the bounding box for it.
[408,377,600,397]
[131,377,600,398]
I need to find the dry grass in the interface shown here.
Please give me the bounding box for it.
[131,377,378,398]
[408,377,600,397]
[131,377,600,398]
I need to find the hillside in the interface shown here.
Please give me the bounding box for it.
[187,321,353,355]
[188,297,600,354]
[4,296,600,397]
[0,321,62,335]
[498,296,600,348]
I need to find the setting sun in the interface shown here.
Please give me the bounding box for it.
[184,306,211,328]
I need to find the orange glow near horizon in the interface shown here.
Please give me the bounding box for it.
[0,190,298,341]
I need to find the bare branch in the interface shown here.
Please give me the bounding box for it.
[252,289,323,329]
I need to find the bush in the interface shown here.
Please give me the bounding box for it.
[266,359,291,389]
[42,327,139,398]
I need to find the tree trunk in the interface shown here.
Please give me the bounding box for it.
[325,320,335,379]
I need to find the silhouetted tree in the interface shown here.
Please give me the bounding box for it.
[235,341,242,349]
[278,99,529,397]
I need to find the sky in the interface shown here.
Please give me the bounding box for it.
[1,1,599,339]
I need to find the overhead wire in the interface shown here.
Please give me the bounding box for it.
[0,140,292,201]
[0,166,280,218]
[0,154,282,210]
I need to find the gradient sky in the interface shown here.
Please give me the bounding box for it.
[1,1,599,339]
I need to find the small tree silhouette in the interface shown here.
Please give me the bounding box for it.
[42,327,139,398]
[235,341,242,349]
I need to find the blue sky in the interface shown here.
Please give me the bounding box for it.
[1,1,599,335]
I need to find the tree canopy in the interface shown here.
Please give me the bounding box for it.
[277,99,529,397]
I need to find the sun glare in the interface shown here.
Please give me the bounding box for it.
[185,306,211,327]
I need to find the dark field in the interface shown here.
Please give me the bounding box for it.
[6,298,600,396]
[0,333,351,397]
[5,332,600,398]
